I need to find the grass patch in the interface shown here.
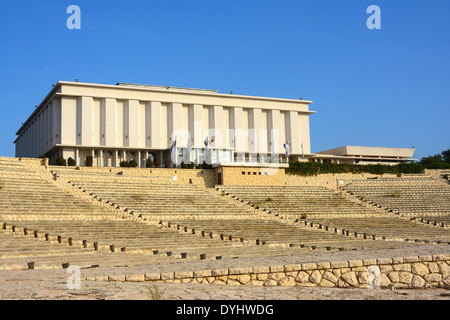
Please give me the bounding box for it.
[132,194,147,201]
[386,192,401,198]
[146,285,166,300]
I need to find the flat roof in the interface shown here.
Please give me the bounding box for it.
[16,81,314,136]
[316,145,415,159]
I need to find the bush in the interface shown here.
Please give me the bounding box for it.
[146,158,154,168]
[130,159,138,168]
[67,157,76,167]
[202,161,213,169]
[120,161,132,167]
[85,156,93,167]
[286,161,424,176]
[55,156,66,166]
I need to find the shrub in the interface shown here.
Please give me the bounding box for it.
[130,159,138,168]
[85,156,93,167]
[120,161,132,167]
[286,161,424,176]
[164,160,171,168]
[202,161,213,169]
[55,156,66,166]
[146,158,154,168]
[67,157,76,167]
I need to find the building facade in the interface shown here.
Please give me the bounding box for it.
[14,81,315,167]
[311,146,416,165]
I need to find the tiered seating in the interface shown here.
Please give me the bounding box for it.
[343,177,450,219]
[218,186,376,219]
[167,218,422,251]
[305,217,450,243]
[218,185,450,245]
[53,169,405,252]
[0,158,278,269]
[52,169,260,221]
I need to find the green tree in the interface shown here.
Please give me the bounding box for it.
[442,149,450,164]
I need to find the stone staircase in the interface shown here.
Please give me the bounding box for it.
[217,185,450,246]
[341,176,450,224]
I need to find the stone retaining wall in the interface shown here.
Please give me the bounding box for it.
[89,254,450,289]
[51,166,217,189]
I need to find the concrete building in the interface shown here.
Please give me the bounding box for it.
[14,81,315,167]
[311,146,416,165]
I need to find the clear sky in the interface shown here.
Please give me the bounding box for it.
[0,0,448,160]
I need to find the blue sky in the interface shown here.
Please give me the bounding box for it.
[0,0,448,160]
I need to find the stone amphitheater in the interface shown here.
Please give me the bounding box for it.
[0,156,449,300]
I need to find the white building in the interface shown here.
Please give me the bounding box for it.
[14,81,315,167]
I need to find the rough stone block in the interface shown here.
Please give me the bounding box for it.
[411,263,429,276]
[319,279,336,287]
[424,273,442,282]
[284,264,302,272]
[236,274,251,284]
[108,274,126,281]
[380,265,393,273]
[295,271,310,283]
[145,273,161,281]
[362,259,377,266]
[174,271,194,279]
[125,274,145,282]
[270,265,285,273]
[403,256,419,263]
[341,271,358,286]
[398,272,413,284]
[316,261,331,269]
[392,257,404,264]
[229,267,252,275]
[212,269,229,276]
[348,259,363,268]
[393,264,411,272]
[278,276,296,287]
[411,275,426,288]
[330,260,348,268]
[193,270,212,278]
[387,271,399,283]
[322,271,338,283]
[418,255,433,262]
[376,258,393,265]
[253,266,270,274]
[301,262,317,271]
[427,262,439,273]
[309,270,322,284]
[257,273,269,281]
[160,272,175,280]
[270,272,286,281]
